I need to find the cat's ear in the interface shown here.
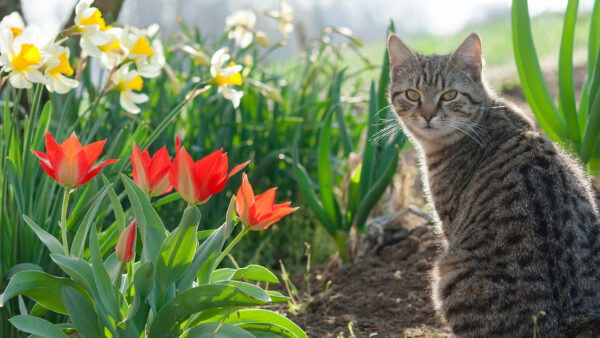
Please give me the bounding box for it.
[388,33,417,74]
[450,32,482,81]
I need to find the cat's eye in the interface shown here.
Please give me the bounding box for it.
[406,90,420,102]
[441,91,457,101]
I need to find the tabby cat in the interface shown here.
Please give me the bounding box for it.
[387,32,600,337]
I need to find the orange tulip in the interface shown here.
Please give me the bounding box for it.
[131,142,172,197]
[169,136,249,205]
[32,131,118,189]
[115,220,136,263]
[235,173,297,230]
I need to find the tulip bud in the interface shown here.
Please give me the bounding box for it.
[115,220,136,263]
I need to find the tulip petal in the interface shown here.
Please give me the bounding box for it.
[44,131,61,164]
[79,158,118,185]
[31,150,57,180]
[235,173,255,224]
[169,145,196,203]
[131,142,151,191]
[253,188,276,219]
[228,160,250,178]
[253,206,298,231]
[61,132,83,159]
[82,139,106,165]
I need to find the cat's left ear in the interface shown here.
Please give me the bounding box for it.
[450,32,482,81]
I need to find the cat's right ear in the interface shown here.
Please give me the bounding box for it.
[388,33,416,75]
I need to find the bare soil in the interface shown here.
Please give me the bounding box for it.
[284,216,452,338]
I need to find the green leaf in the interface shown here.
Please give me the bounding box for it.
[512,0,567,141]
[5,263,43,279]
[231,265,279,283]
[22,215,64,256]
[71,186,110,258]
[205,309,306,338]
[292,130,336,236]
[178,198,236,289]
[156,206,200,290]
[588,0,600,76]
[102,174,126,232]
[317,108,342,229]
[123,261,154,322]
[50,255,97,293]
[215,281,271,303]
[6,158,25,213]
[582,80,600,162]
[266,290,290,304]
[332,70,353,155]
[557,0,580,144]
[88,224,118,327]
[378,20,396,113]
[148,284,267,338]
[182,322,254,338]
[121,174,167,263]
[354,145,399,231]
[61,285,103,338]
[210,268,236,282]
[9,315,68,338]
[0,270,90,314]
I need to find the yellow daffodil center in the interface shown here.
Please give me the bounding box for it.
[99,39,120,52]
[80,9,110,31]
[49,52,74,76]
[131,37,154,56]
[10,27,22,38]
[211,62,242,86]
[12,44,41,72]
[125,75,143,91]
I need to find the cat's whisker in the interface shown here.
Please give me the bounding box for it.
[449,121,484,146]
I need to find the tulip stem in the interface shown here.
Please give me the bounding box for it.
[61,189,71,255]
[214,225,250,267]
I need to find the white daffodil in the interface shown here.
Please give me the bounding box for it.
[74,0,111,58]
[0,12,25,39]
[42,39,79,94]
[111,66,148,114]
[225,10,256,48]
[120,26,164,78]
[209,48,243,108]
[277,0,294,38]
[0,26,47,89]
[181,45,210,66]
[97,27,125,69]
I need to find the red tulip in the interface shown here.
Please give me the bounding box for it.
[115,220,136,263]
[169,136,249,205]
[131,142,172,197]
[235,173,297,231]
[32,131,118,189]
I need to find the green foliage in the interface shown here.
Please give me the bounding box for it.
[512,0,600,174]
[293,21,404,262]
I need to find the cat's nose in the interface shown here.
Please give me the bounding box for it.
[420,112,435,122]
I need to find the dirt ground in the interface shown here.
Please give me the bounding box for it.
[285,215,452,337]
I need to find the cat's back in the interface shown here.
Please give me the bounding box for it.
[431,104,600,337]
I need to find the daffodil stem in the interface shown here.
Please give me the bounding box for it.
[214,225,249,267]
[61,189,71,255]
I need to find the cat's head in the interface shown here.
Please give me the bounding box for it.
[387,33,488,149]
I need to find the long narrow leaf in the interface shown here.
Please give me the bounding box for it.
[558,0,580,145]
[512,0,567,141]
[317,109,342,229]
